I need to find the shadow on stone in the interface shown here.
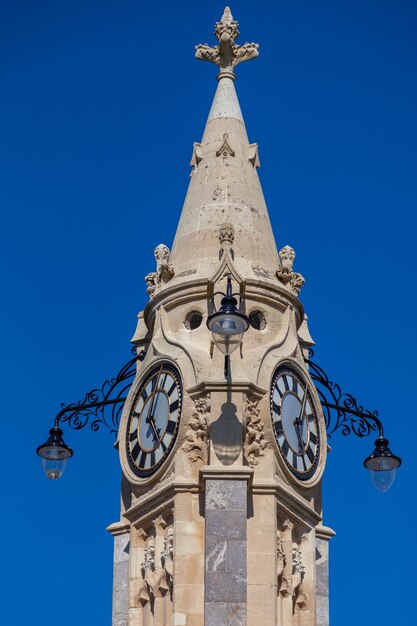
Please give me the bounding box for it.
[210,402,243,466]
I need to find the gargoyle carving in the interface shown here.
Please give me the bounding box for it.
[144,244,175,299]
[244,396,267,467]
[195,7,259,77]
[276,245,305,296]
[183,396,210,463]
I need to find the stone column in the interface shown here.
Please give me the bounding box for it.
[315,526,335,626]
[107,522,131,626]
[201,467,252,626]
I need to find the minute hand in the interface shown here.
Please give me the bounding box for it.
[294,385,309,450]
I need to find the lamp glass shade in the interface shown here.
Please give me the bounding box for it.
[364,437,401,492]
[208,313,249,337]
[41,457,69,481]
[369,468,397,492]
[212,330,244,355]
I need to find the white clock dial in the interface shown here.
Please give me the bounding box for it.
[271,364,320,480]
[126,364,181,478]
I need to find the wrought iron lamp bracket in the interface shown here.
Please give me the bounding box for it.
[53,347,145,437]
[305,348,383,439]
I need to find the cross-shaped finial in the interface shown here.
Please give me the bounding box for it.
[195,7,259,79]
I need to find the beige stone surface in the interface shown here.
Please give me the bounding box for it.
[112,8,333,626]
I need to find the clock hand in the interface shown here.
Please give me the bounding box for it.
[147,414,161,443]
[294,418,304,453]
[146,366,163,420]
[294,384,309,450]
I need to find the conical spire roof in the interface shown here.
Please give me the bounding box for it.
[169,8,280,284]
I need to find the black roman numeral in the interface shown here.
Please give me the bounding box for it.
[306,445,315,463]
[129,431,137,442]
[131,442,140,460]
[272,401,281,416]
[292,451,298,468]
[141,388,148,402]
[167,380,176,397]
[282,375,290,391]
[307,413,315,423]
[274,419,283,436]
[138,451,147,468]
[170,399,179,413]
[310,432,318,444]
[150,451,156,467]
[166,420,176,434]
[292,378,298,394]
[282,440,289,457]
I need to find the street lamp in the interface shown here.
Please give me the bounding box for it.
[364,436,402,492]
[36,349,142,480]
[207,274,249,377]
[306,351,402,492]
[36,427,73,480]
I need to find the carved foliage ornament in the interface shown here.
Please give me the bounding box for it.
[276,520,308,614]
[145,244,175,299]
[136,514,174,607]
[276,245,305,296]
[195,7,259,76]
[244,396,267,467]
[183,395,210,463]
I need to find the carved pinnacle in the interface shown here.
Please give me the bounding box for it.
[195,6,259,78]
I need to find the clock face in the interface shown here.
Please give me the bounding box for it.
[126,364,182,478]
[271,364,321,481]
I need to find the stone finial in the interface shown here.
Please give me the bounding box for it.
[276,245,305,297]
[144,243,175,299]
[195,7,259,78]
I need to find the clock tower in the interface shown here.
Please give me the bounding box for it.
[108,8,334,626]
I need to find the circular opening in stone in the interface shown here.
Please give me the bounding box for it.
[185,311,203,330]
[249,310,266,331]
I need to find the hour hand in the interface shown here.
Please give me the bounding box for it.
[146,414,161,443]
[294,418,304,452]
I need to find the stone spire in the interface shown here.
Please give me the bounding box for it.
[168,7,281,285]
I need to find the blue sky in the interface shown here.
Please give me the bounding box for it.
[1,1,416,624]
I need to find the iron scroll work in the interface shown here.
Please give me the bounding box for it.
[305,348,381,439]
[54,347,382,441]
[54,348,145,437]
